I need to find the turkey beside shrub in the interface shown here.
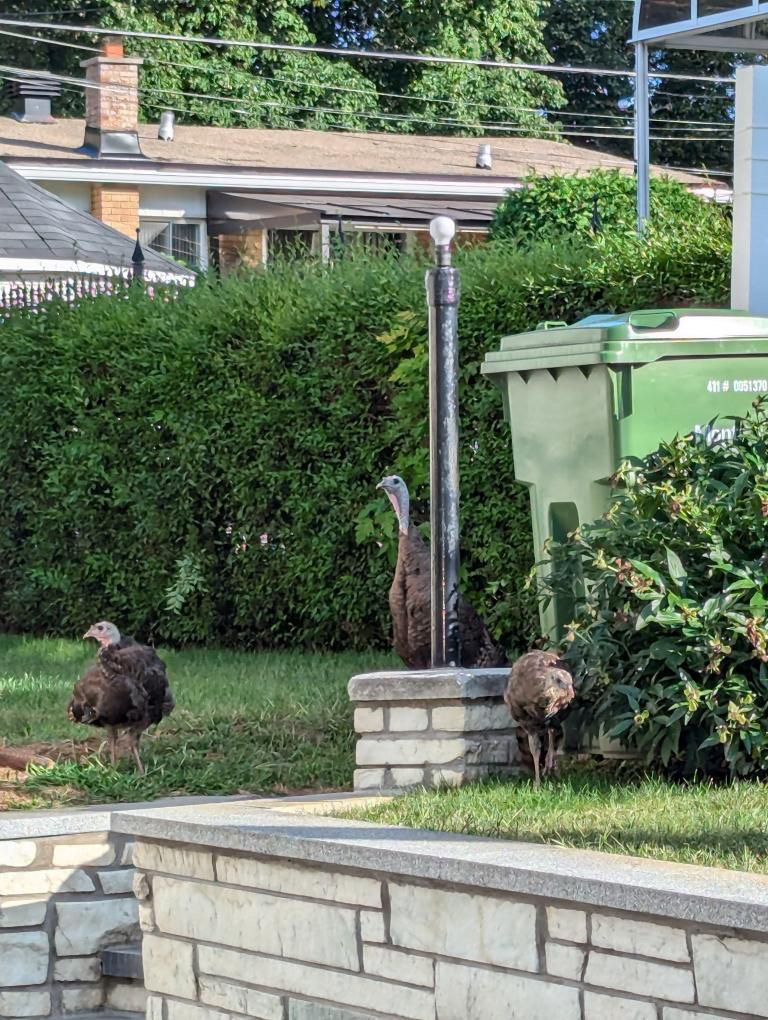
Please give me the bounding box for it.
[68,621,174,774]
[377,475,506,669]
[504,651,575,787]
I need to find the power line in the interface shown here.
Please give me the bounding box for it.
[0,17,737,84]
[28,74,728,184]
[0,32,736,135]
[664,164,733,177]
[0,27,99,52]
[4,7,104,16]
[158,61,731,128]
[1,63,734,142]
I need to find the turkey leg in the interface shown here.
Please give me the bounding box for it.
[128,731,145,776]
[544,728,557,775]
[527,732,542,788]
[107,727,118,768]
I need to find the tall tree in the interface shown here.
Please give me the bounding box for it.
[0,0,564,136]
[542,0,736,173]
[312,0,565,134]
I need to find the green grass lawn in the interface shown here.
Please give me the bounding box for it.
[0,633,393,809]
[347,772,768,874]
[5,635,768,876]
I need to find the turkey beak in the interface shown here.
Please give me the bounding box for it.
[376,480,385,490]
[83,627,96,640]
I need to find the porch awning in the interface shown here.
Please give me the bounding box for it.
[207,190,500,234]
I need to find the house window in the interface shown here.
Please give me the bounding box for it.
[139,220,206,269]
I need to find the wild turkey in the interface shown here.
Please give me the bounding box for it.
[68,621,174,775]
[377,475,506,669]
[504,650,575,787]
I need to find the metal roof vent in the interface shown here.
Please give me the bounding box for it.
[158,110,175,141]
[476,143,492,170]
[6,76,61,124]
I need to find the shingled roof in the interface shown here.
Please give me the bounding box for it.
[0,160,194,280]
[0,118,706,185]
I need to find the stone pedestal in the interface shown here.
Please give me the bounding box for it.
[348,668,520,792]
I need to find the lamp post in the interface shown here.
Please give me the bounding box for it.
[426,215,461,668]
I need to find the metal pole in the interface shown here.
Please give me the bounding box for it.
[635,41,650,232]
[426,216,461,668]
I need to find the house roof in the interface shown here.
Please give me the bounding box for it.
[0,159,194,278]
[0,117,707,186]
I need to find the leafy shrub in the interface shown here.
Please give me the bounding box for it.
[549,401,768,777]
[490,170,727,244]
[0,222,730,651]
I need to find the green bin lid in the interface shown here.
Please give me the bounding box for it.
[482,308,768,375]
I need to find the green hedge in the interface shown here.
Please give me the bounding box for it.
[490,170,727,244]
[0,221,730,651]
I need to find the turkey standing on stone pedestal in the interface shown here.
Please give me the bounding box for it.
[377,475,506,669]
[67,621,174,775]
[504,650,575,787]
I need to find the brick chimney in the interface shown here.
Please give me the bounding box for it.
[80,36,143,157]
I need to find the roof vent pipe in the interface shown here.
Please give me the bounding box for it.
[158,110,175,141]
[476,143,492,170]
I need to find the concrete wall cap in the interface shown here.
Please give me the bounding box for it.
[348,668,509,702]
[112,801,768,935]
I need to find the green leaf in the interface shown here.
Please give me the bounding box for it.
[629,559,666,591]
[666,548,687,588]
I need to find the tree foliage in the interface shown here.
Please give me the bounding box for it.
[0,0,563,135]
[0,222,729,651]
[549,403,768,778]
[0,0,744,168]
[542,0,737,173]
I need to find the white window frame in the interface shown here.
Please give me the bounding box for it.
[139,217,209,270]
[632,0,768,44]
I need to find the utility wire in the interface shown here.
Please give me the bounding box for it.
[0,17,737,84]
[0,64,734,141]
[0,27,99,51]
[159,60,731,128]
[0,34,735,135]
[34,75,730,182]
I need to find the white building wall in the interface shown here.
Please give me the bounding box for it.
[732,65,768,314]
[30,180,208,223]
[32,180,91,213]
[137,185,207,220]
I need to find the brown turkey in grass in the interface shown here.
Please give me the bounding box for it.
[68,621,174,774]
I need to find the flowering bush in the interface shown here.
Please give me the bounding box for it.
[549,401,768,776]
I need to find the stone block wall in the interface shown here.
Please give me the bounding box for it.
[131,830,768,1020]
[0,830,137,1018]
[349,668,520,791]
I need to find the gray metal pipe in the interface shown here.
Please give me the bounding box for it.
[426,216,461,668]
[635,41,650,232]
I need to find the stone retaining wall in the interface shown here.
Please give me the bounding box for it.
[115,801,768,1020]
[349,668,521,792]
[0,827,137,1018]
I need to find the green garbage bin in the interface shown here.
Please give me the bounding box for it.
[482,308,768,637]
